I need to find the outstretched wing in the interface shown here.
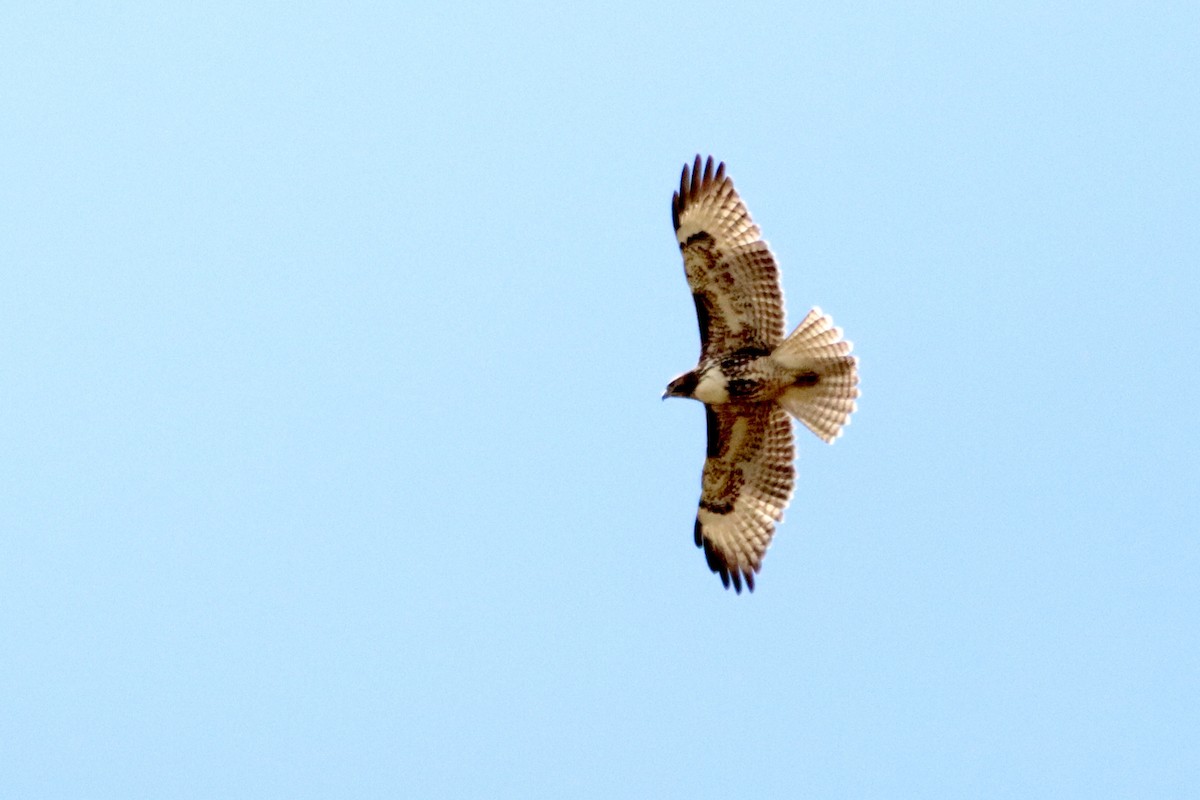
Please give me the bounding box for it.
[695,403,795,593]
[673,155,785,358]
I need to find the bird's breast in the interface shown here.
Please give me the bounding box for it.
[692,370,730,404]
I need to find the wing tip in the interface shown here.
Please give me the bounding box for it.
[697,525,758,594]
[672,154,728,232]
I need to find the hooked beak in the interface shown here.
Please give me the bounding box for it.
[663,372,691,400]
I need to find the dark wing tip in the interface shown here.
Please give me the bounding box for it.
[672,155,727,233]
[698,526,754,594]
[689,154,703,197]
[701,535,724,578]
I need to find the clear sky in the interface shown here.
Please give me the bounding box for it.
[3,2,1198,797]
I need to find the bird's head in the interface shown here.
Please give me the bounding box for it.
[663,370,700,400]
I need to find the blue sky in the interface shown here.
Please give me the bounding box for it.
[3,2,1198,797]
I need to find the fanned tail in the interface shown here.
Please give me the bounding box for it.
[773,307,859,443]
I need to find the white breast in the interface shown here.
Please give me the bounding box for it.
[693,369,730,404]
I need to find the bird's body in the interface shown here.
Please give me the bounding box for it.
[683,348,802,405]
[664,156,859,593]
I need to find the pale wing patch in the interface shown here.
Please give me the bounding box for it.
[695,404,795,593]
[673,156,785,355]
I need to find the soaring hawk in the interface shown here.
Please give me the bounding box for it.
[663,155,859,593]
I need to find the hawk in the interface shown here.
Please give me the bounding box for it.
[663,155,859,593]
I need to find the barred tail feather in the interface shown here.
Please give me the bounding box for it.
[774,308,860,443]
